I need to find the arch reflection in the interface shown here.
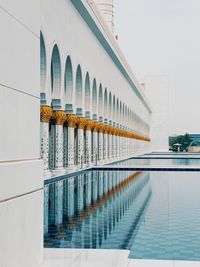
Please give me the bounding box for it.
[44,170,151,249]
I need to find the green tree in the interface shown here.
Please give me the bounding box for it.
[169,133,192,151]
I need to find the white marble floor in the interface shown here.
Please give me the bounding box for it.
[41,249,200,267]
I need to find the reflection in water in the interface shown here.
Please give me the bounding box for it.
[44,171,151,249]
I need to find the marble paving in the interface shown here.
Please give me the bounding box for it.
[41,249,200,267]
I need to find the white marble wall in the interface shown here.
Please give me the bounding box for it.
[0,1,43,267]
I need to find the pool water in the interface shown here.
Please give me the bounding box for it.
[44,170,200,261]
[111,158,200,166]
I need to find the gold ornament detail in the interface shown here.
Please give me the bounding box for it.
[66,114,77,128]
[103,125,110,134]
[40,105,53,123]
[85,120,95,131]
[76,117,87,129]
[107,126,112,134]
[53,110,67,125]
[127,131,150,142]
[92,122,100,132]
[98,123,105,133]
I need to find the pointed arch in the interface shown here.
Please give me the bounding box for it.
[64,56,73,103]
[119,101,122,124]
[108,92,112,119]
[51,44,61,98]
[92,79,97,115]
[122,103,125,125]
[98,84,103,117]
[125,105,128,126]
[40,32,46,91]
[104,88,108,118]
[75,64,82,108]
[85,72,90,114]
[112,95,116,122]
[116,98,119,122]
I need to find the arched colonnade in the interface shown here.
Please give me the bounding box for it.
[40,33,150,172]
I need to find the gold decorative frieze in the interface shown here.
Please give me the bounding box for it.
[40,105,53,123]
[66,114,77,128]
[53,110,67,125]
[76,117,87,129]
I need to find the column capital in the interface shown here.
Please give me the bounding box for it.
[40,105,53,123]
[103,125,110,134]
[92,122,100,132]
[53,110,67,125]
[112,127,118,135]
[76,117,87,129]
[98,123,105,133]
[107,125,111,134]
[66,114,77,127]
[85,120,95,131]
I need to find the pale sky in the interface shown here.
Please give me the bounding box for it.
[115,0,200,135]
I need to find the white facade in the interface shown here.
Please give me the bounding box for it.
[145,75,169,151]
[0,0,151,266]
[94,0,114,33]
[0,1,43,267]
[40,0,151,173]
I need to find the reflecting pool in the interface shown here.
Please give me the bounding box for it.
[111,157,200,166]
[44,171,151,249]
[44,170,200,261]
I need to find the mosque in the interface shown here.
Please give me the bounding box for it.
[0,0,151,267]
[40,0,151,173]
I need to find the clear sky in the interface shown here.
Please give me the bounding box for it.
[114,0,200,135]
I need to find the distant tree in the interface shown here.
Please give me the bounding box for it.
[169,133,192,151]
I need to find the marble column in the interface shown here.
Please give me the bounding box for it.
[123,135,126,157]
[103,126,109,160]
[120,135,123,158]
[108,126,113,159]
[128,135,130,155]
[112,129,116,159]
[40,105,53,171]
[118,134,121,157]
[76,117,87,166]
[65,114,77,167]
[115,129,119,158]
[121,133,124,157]
[53,110,67,170]
[115,132,117,158]
[92,122,99,164]
[85,120,95,165]
[63,126,68,167]
[98,124,104,161]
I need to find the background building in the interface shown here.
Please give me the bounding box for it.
[145,75,169,152]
